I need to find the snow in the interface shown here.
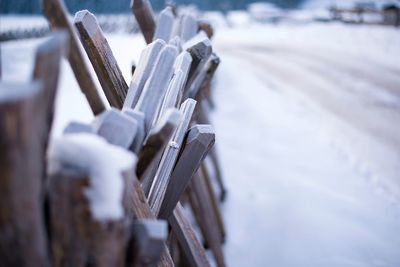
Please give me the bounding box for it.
[48,133,136,221]
[2,13,400,266]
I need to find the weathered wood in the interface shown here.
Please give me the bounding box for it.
[123,109,146,153]
[137,109,180,186]
[124,40,166,110]
[131,0,156,44]
[74,10,128,109]
[179,14,198,42]
[0,82,49,266]
[130,219,168,267]
[64,121,95,134]
[168,36,182,52]
[148,99,197,216]
[42,0,105,115]
[159,125,215,220]
[153,7,174,42]
[123,174,175,267]
[134,45,178,134]
[169,203,211,267]
[92,108,138,148]
[190,171,226,267]
[157,51,192,117]
[48,172,130,267]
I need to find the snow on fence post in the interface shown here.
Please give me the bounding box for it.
[0,82,49,266]
[153,7,175,42]
[131,0,156,44]
[74,10,128,109]
[47,134,133,267]
[41,0,106,115]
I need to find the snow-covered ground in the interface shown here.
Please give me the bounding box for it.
[1,15,400,267]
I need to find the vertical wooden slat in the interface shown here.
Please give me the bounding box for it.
[153,7,175,42]
[74,10,128,108]
[131,0,156,44]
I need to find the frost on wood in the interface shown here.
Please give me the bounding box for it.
[48,133,136,221]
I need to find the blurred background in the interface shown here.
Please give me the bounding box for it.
[1,0,400,266]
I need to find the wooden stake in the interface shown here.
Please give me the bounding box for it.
[41,0,105,115]
[75,10,128,108]
[131,0,156,44]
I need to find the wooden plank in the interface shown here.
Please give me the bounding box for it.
[159,125,215,220]
[74,10,128,109]
[131,0,156,44]
[124,40,166,110]
[64,121,95,134]
[134,45,178,134]
[179,13,198,42]
[147,99,197,216]
[42,0,105,115]
[123,173,175,267]
[168,203,211,267]
[92,108,138,149]
[168,36,183,52]
[153,6,174,42]
[130,219,168,267]
[123,109,146,153]
[136,109,180,188]
[0,82,49,266]
[190,171,226,267]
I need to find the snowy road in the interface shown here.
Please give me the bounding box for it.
[212,26,400,267]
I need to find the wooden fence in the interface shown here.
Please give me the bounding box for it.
[0,0,227,266]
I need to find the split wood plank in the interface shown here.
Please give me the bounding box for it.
[42,0,105,114]
[124,39,166,110]
[153,7,175,42]
[74,10,128,109]
[134,45,178,134]
[179,13,198,42]
[64,121,95,134]
[168,203,211,267]
[123,109,146,153]
[159,125,215,220]
[147,98,197,216]
[131,0,156,44]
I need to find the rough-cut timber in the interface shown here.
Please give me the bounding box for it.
[148,99,197,216]
[136,109,180,187]
[48,172,130,267]
[0,82,49,266]
[124,39,165,110]
[169,203,211,267]
[41,0,105,114]
[92,108,138,149]
[130,219,168,267]
[64,121,95,134]
[159,125,215,220]
[123,109,146,153]
[74,10,128,108]
[153,7,174,42]
[179,13,198,42]
[134,45,178,134]
[131,0,156,44]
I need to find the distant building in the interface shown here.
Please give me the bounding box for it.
[382,3,400,26]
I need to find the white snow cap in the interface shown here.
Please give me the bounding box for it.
[48,133,136,221]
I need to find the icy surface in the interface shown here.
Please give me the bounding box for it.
[48,133,136,221]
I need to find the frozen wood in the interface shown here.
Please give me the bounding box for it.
[123,109,146,153]
[48,171,130,267]
[189,171,226,267]
[74,10,128,108]
[134,45,178,134]
[153,7,174,42]
[0,82,49,266]
[168,204,211,267]
[158,51,192,117]
[42,0,105,115]
[147,99,197,216]
[130,219,168,267]
[92,108,138,148]
[168,36,182,52]
[131,0,156,44]
[64,121,95,134]
[159,125,215,220]
[179,14,198,42]
[137,109,180,189]
[124,39,165,110]
[123,174,175,267]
